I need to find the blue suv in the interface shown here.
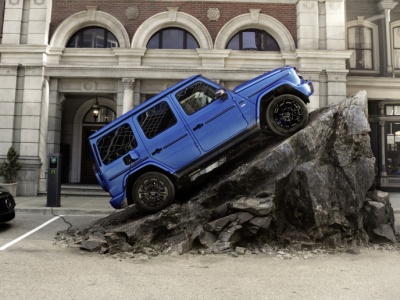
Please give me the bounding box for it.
[89,66,313,212]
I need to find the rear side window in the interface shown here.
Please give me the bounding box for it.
[97,123,137,165]
[138,101,177,138]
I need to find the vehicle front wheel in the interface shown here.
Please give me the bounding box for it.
[265,94,309,136]
[132,172,175,213]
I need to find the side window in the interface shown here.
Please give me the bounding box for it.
[175,82,216,115]
[138,101,177,138]
[348,26,373,69]
[97,123,137,165]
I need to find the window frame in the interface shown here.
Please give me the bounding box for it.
[391,23,400,71]
[146,27,199,50]
[226,29,280,51]
[347,26,373,70]
[66,26,119,49]
[346,20,380,75]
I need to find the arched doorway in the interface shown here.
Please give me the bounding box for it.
[80,98,116,183]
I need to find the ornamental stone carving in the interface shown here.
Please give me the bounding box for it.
[249,9,261,23]
[82,81,96,91]
[167,7,179,22]
[34,0,45,5]
[87,6,97,21]
[207,8,220,21]
[122,78,135,89]
[8,0,20,5]
[126,6,139,20]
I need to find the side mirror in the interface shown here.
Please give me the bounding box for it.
[214,89,228,100]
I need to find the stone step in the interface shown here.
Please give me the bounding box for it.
[61,184,109,196]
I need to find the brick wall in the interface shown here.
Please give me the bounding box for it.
[50,0,296,45]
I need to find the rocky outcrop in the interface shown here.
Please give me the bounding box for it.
[63,90,396,255]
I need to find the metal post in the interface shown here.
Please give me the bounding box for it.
[47,153,62,207]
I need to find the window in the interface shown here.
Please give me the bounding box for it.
[147,27,199,49]
[138,101,177,138]
[393,26,400,69]
[175,82,216,115]
[66,26,119,48]
[385,122,400,175]
[386,105,400,116]
[226,29,280,51]
[97,124,137,165]
[84,107,116,123]
[348,26,373,69]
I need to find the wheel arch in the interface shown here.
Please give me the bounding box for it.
[258,84,309,129]
[125,165,177,205]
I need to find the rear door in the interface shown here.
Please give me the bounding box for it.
[174,80,248,152]
[94,122,146,195]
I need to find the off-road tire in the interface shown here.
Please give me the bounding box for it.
[132,172,175,213]
[265,94,308,136]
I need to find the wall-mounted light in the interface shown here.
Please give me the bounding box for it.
[92,97,100,121]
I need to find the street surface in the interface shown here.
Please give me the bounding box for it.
[1,212,400,300]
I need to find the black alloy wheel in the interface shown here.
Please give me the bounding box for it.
[133,172,175,212]
[265,94,308,136]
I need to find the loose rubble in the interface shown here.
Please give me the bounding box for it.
[55,90,398,258]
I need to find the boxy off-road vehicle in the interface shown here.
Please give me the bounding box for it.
[88,66,314,212]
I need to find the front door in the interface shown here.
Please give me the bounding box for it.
[174,80,248,152]
[81,126,101,184]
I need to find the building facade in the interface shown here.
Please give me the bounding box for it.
[0,0,397,195]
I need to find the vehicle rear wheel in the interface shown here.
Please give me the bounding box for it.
[265,94,308,136]
[132,172,175,212]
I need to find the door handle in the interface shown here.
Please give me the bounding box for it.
[152,148,162,155]
[193,123,204,131]
[123,155,138,165]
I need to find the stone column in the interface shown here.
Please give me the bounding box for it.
[122,78,135,114]
[38,77,50,193]
[325,0,345,51]
[2,0,23,44]
[133,79,141,108]
[17,66,43,196]
[379,102,387,177]
[378,1,398,76]
[326,71,348,105]
[296,0,319,50]
[27,0,52,45]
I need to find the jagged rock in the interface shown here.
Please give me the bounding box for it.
[249,216,272,229]
[371,224,396,243]
[109,242,133,255]
[236,212,254,224]
[235,246,246,255]
[231,197,274,216]
[61,90,397,255]
[199,231,217,247]
[367,190,390,204]
[104,232,128,245]
[79,240,104,252]
[217,225,242,243]
[364,201,387,228]
[204,215,235,232]
[210,241,232,253]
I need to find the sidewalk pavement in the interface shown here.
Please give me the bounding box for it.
[13,192,400,216]
[14,195,116,216]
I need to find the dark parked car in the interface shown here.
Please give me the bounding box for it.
[89,66,314,213]
[0,186,16,222]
